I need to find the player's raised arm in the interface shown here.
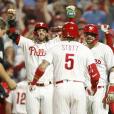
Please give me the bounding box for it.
[101,24,114,53]
[6,8,20,44]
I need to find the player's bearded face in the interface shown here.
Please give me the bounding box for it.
[85,33,97,44]
[35,29,47,42]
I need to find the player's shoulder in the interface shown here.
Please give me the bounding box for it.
[46,36,60,48]
[49,36,60,43]
[75,41,90,50]
[20,36,34,43]
[46,40,61,50]
[98,42,113,51]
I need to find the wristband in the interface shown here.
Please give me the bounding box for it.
[31,68,44,85]
[35,67,44,76]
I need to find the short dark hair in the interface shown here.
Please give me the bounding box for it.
[0,17,6,29]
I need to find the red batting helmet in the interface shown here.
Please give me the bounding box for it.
[34,22,48,32]
[84,24,98,35]
[62,22,79,39]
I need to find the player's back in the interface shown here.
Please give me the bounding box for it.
[48,41,95,82]
[6,81,27,114]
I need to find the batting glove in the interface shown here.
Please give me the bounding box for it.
[86,86,97,96]
[100,24,110,33]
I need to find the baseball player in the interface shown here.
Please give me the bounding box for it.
[100,24,114,114]
[30,22,100,114]
[83,24,114,114]
[0,17,16,90]
[7,9,53,114]
[5,80,27,114]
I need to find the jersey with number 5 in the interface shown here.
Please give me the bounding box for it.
[44,41,96,83]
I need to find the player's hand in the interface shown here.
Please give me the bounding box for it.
[7,9,17,29]
[100,24,110,33]
[0,85,9,103]
[91,86,97,95]
[103,92,114,104]
[86,86,97,96]
[7,8,16,20]
[28,82,36,91]
[7,79,17,90]
[102,84,114,104]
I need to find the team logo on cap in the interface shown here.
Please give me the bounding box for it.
[69,27,74,30]
[89,26,94,30]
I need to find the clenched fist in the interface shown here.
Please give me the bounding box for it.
[7,8,16,20]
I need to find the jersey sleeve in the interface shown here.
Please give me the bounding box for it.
[104,45,114,70]
[105,33,114,53]
[18,36,33,50]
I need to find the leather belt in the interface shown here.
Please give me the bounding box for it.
[55,80,83,84]
[97,86,105,89]
[28,81,52,87]
[36,81,52,86]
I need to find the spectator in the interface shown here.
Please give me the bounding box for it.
[77,18,87,43]
[82,1,107,42]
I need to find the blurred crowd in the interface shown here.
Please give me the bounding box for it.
[0,0,114,82]
[0,0,114,114]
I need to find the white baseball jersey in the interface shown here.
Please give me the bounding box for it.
[91,42,114,86]
[86,43,114,114]
[46,36,61,49]
[6,81,28,114]
[44,41,96,83]
[18,36,53,82]
[48,36,61,44]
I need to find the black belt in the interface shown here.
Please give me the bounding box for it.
[36,81,52,86]
[97,86,105,89]
[56,80,84,84]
